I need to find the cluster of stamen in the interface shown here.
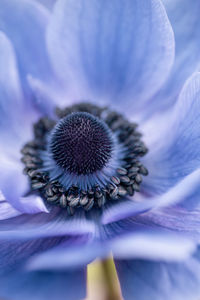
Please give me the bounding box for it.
[21,103,148,215]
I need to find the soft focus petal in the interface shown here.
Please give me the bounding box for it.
[111,231,195,262]
[0,34,43,212]
[47,0,174,112]
[0,208,94,239]
[0,194,21,220]
[102,169,200,224]
[0,269,86,300]
[26,229,195,271]
[0,0,53,98]
[19,195,49,214]
[27,74,66,116]
[143,72,200,194]
[0,31,34,158]
[0,31,26,142]
[0,154,29,212]
[134,206,200,242]
[27,239,109,270]
[35,0,56,10]
[0,220,89,278]
[115,255,200,300]
[149,0,200,114]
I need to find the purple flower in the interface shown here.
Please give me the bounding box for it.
[1,0,200,299]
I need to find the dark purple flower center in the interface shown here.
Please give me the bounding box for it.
[21,103,149,215]
[49,112,113,175]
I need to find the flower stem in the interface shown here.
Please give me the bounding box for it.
[100,257,122,300]
[87,257,123,300]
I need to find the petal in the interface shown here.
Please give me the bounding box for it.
[0,31,25,140]
[0,153,29,212]
[0,269,86,300]
[0,0,53,98]
[134,206,200,242]
[102,169,200,224]
[27,74,68,116]
[149,0,200,113]
[111,231,195,262]
[115,255,200,300]
[19,195,49,214]
[47,0,174,111]
[0,195,21,220]
[0,219,90,276]
[0,208,94,240]
[0,32,35,155]
[27,239,109,271]
[0,225,87,300]
[35,0,56,10]
[0,34,45,213]
[143,72,200,194]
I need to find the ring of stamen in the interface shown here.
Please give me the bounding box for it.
[21,103,148,215]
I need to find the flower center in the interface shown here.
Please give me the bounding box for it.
[21,103,148,215]
[49,112,113,175]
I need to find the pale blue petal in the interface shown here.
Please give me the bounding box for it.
[111,231,195,261]
[19,195,49,214]
[0,208,94,240]
[115,255,200,300]
[134,206,200,242]
[0,269,86,300]
[0,154,29,212]
[0,195,21,220]
[0,0,53,98]
[0,32,25,138]
[149,0,200,113]
[47,0,174,112]
[0,34,44,212]
[0,219,90,277]
[102,169,200,224]
[0,31,35,159]
[27,74,69,116]
[27,239,108,270]
[0,237,65,274]
[35,0,56,10]
[143,72,200,194]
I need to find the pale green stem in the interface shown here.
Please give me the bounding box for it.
[100,257,123,300]
[87,257,123,300]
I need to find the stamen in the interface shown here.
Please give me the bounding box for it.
[21,103,148,215]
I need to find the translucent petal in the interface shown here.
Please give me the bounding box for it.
[47,0,174,112]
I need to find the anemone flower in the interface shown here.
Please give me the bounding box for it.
[1,0,200,300]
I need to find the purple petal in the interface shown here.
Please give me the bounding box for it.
[111,231,195,262]
[35,0,56,10]
[149,0,200,114]
[27,74,69,116]
[0,154,29,212]
[0,31,35,167]
[115,255,200,300]
[0,32,30,147]
[0,0,53,99]
[135,206,200,243]
[0,194,21,220]
[0,208,95,239]
[19,195,49,214]
[0,268,86,300]
[47,0,174,113]
[143,72,200,194]
[27,238,109,270]
[102,169,200,224]
[0,220,88,293]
